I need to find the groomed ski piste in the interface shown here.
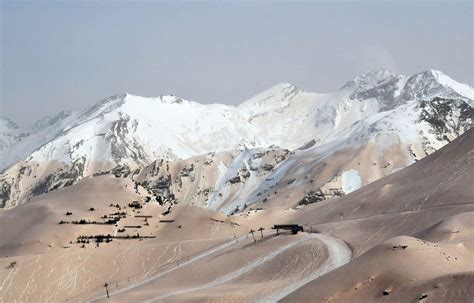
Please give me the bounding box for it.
[88,232,351,302]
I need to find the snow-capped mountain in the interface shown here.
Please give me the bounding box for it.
[0,69,472,209]
[0,111,79,171]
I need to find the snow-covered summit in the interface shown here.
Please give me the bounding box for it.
[238,83,301,119]
[343,68,473,99]
[1,68,471,172]
[400,69,473,102]
[350,69,401,90]
[427,69,473,100]
[240,82,300,107]
[342,69,474,111]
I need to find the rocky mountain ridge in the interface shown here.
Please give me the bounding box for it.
[0,69,472,210]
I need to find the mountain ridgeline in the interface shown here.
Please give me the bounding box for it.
[0,69,472,210]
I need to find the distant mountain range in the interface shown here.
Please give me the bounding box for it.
[1,69,472,209]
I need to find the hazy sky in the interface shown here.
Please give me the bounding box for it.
[1,0,473,125]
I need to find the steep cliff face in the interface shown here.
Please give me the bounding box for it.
[418,98,472,141]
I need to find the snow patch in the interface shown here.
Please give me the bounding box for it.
[341,169,362,194]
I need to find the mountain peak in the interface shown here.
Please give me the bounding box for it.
[406,69,474,101]
[353,69,400,88]
[123,93,185,105]
[412,69,445,79]
[341,69,401,91]
[357,68,396,79]
[271,82,298,91]
[239,82,300,109]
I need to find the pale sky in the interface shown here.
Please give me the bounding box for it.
[1,0,473,125]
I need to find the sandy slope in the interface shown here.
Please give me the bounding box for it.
[87,232,349,303]
[0,176,246,302]
[0,130,472,302]
[276,129,474,302]
[289,128,474,254]
[0,175,348,303]
[282,234,474,303]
